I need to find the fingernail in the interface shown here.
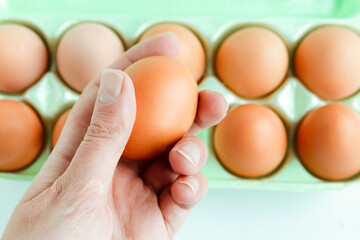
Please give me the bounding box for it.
[176,143,201,168]
[99,69,124,103]
[179,176,199,194]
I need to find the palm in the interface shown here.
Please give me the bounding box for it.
[111,162,169,239]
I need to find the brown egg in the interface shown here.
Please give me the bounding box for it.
[297,104,360,181]
[294,26,360,100]
[57,23,124,92]
[216,27,288,98]
[124,56,198,160]
[52,109,71,148]
[0,100,44,171]
[0,24,48,93]
[140,23,205,82]
[214,104,287,178]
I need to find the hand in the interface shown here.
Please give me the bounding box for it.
[2,33,228,240]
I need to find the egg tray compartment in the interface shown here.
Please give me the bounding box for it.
[1,4,360,191]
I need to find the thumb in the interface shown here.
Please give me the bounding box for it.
[65,68,136,185]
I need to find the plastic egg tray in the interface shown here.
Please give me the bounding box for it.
[1,0,360,191]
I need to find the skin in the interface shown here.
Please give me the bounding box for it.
[1,33,228,240]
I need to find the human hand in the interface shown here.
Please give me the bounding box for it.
[2,33,228,240]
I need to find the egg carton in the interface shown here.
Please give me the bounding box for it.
[1,0,360,191]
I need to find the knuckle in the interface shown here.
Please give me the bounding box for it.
[44,178,64,201]
[85,119,121,141]
[52,149,73,163]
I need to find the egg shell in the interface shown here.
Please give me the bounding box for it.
[57,23,125,92]
[296,103,360,181]
[215,27,289,99]
[0,24,48,93]
[140,23,206,82]
[52,109,71,148]
[0,100,44,171]
[124,56,198,160]
[214,104,287,178]
[294,26,360,100]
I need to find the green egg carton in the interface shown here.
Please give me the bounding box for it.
[1,0,360,191]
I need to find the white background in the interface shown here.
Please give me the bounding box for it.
[1,178,360,240]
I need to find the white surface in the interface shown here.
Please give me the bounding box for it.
[1,179,360,240]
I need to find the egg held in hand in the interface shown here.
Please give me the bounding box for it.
[124,56,198,160]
